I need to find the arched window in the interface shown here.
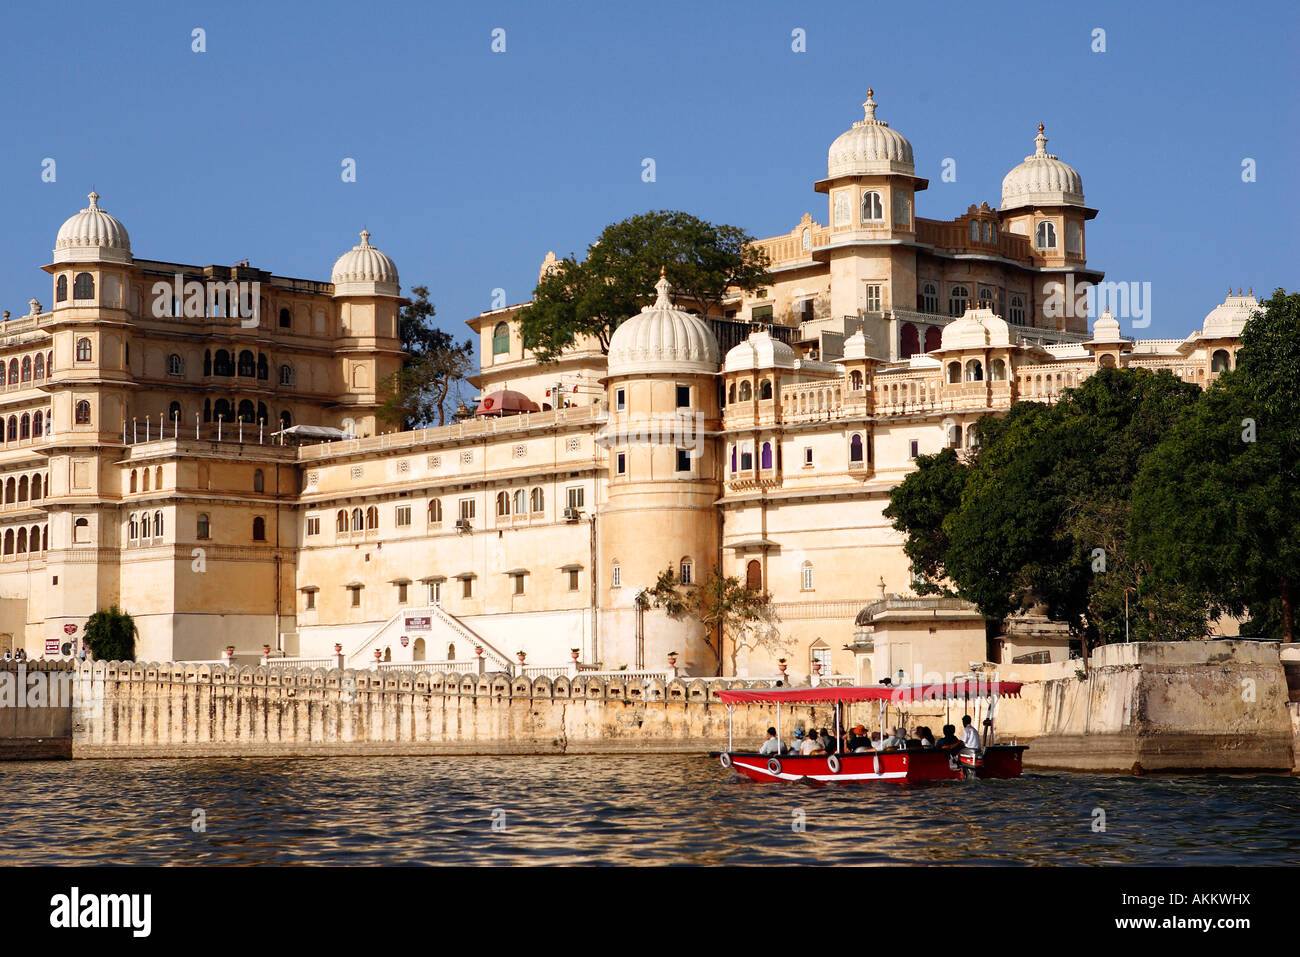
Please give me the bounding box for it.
[33,354,44,380]
[238,350,255,377]
[966,359,984,382]
[197,513,210,539]
[75,338,93,362]
[168,401,182,423]
[730,446,737,473]
[761,442,773,470]
[17,476,27,502]
[257,402,268,425]
[19,415,29,440]
[253,469,265,493]
[801,561,814,591]
[4,417,14,442]
[336,510,347,534]
[948,286,970,317]
[1035,221,1057,250]
[129,470,138,493]
[740,442,753,471]
[32,411,43,437]
[900,323,920,359]
[492,322,510,355]
[970,220,980,243]
[849,433,864,464]
[56,275,68,302]
[679,557,694,586]
[947,423,963,448]
[154,510,163,537]
[15,528,26,553]
[496,491,510,516]
[154,466,162,489]
[6,360,16,385]
[29,525,40,550]
[514,489,526,514]
[531,487,544,512]
[141,512,150,538]
[3,477,12,502]
[739,380,752,401]
[759,379,773,400]
[31,475,40,500]
[75,401,92,426]
[990,358,1006,381]
[924,326,942,353]
[279,364,294,386]
[365,506,378,530]
[238,400,255,423]
[279,410,291,431]
[279,307,291,329]
[802,228,811,251]
[861,190,883,222]
[142,469,150,492]
[727,383,736,404]
[252,516,266,541]
[213,399,232,422]
[947,361,962,384]
[745,559,762,591]
[351,508,363,531]
[257,354,268,380]
[920,281,939,314]
[20,357,30,382]
[73,272,94,299]
[1211,349,1231,374]
[2,529,14,554]
[167,354,183,376]
[978,287,994,308]
[203,350,212,377]
[850,370,864,390]
[428,499,442,524]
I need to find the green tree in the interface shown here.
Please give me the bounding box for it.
[641,565,781,675]
[1131,290,1300,641]
[886,368,1206,648]
[379,285,475,429]
[517,210,772,361]
[84,605,137,662]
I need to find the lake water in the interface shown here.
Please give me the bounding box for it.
[1,755,1297,865]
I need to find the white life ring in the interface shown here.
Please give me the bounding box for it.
[872,754,882,776]
[827,754,842,774]
[766,757,783,776]
[719,752,732,769]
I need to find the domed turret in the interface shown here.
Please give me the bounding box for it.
[1001,124,1085,211]
[724,328,798,373]
[940,308,1012,350]
[606,271,719,377]
[53,192,131,265]
[826,90,915,178]
[1201,289,1259,339]
[331,230,400,297]
[1088,309,1129,344]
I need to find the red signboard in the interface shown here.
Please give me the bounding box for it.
[45,638,60,654]
[63,624,77,635]
[404,617,431,632]
[400,635,410,648]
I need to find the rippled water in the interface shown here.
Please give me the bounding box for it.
[0,755,1296,865]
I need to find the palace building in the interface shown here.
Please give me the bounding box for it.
[0,91,1258,681]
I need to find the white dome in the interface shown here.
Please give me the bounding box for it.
[724,328,798,373]
[1088,309,1128,343]
[1202,291,1259,339]
[841,329,872,360]
[1000,125,1084,211]
[826,90,915,179]
[331,230,400,297]
[940,308,1012,350]
[606,272,720,377]
[53,192,131,265]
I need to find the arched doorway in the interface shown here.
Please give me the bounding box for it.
[412,637,426,662]
[745,559,762,591]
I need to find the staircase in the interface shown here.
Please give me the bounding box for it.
[344,605,513,672]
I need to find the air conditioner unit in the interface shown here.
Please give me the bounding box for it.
[454,518,471,531]
[563,507,580,522]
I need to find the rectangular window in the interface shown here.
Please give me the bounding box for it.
[615,388,626,412]
[740,444,753,471]
[675,385,690,408]
[752,304,773,323]
[429,581,442,605]
[615,452,626,475]
[306,516,320,536]
[349,587,361,608]
[304,590,316,611]
[611,564,622,588]
[567,569,580,591]
[459,498,475,520]
[394,505,411,528]
[865,284,882,312]
[567,486,584,509]
[803,447,813,467]
[799,299,814,321]
[462,577,473,599]
[802,564,814,591]
[513,574,525,596]
[397,582,408,603]
[679,561,693,586]
[675,448,692,473]
[909,439,920,459]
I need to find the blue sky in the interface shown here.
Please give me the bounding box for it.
[0,0,1295,345]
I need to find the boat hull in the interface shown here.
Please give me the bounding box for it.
[718,745,1026,784]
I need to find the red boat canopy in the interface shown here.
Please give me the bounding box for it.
[716,681,1023,706]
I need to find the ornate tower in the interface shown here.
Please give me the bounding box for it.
[330,230,405,436]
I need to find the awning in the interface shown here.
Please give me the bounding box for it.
[502,568,529,576]
[474,389,540,417]
[272,424,357,440]
[728,538,778,550]
[454,572,477,580]
[389,577,412,585]
[559,562,584,571]
[419,574,447,583]
[343,581,364,589]
[716,681,1023,706]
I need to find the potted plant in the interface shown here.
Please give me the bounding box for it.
[570,648,580,661]
[777,657,788,676]
[667,651,679,667]
[516,650,527,664]
[474,645,484,658]
[811,660,823,675]
[333,643,343,654]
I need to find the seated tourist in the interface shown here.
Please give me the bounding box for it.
[961,714,982,750]
[790,727,805,753]
[847,724,872,751]
[916,726,936,747]
[936,724,961,748]
[881,726,908,750]
[869,731,883,751]
[800,729,821,755]
[818,728,836,753]
[758,727,782,755]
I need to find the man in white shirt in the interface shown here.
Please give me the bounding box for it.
[960,714,982,750]
[758,727,782,755]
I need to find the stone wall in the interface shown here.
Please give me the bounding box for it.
[0,661,74,760]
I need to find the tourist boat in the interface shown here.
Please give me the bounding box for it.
[712,680,1028,784]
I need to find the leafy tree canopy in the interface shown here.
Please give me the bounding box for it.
[517,210,772,361]
[85,605,137,662]
[379,285,475,429]
[641,565,781,675]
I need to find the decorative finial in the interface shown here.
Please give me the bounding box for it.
[862,89,878,122]
[653,269,672,308]
[360,229,371,247]
[1237,287,1242,296]
[1034,124,1048,156]
[87,191,100,209]
[1249,287,1253,296]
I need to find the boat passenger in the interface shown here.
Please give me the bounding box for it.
[800,729,821,755]
[882,726,908,750]
[790,727,805,752]
[912,726,935,747]
[847,724,872,751]
[758,727,782,756]
[936,724,961,748]
[818,728,836,753]
[961,715,982,750]
[868,731,883,751]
